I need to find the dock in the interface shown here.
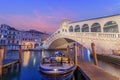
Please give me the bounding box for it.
[70,43,120,80]
[75,62,119,80]
[0,45,22,80]
[2,59,19,67]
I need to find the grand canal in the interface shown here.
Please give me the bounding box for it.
[3,50,120,80]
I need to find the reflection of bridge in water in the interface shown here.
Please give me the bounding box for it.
[44,14,120,55]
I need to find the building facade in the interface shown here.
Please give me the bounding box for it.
[0,24,49,50]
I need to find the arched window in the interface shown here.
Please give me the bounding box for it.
[65,29,67,32]
[58,31,60,33]
[104,21,118,33]
[75,25,80,32]
[82,24,89,32]
[91,23,101,32]
[62,29,64,32]
[69,26,73,32]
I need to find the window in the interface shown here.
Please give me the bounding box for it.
[75,25,80,32]
[69,26,73,32]
[91,23,101,32]
[104,21,118,33]
[82,24,89,32]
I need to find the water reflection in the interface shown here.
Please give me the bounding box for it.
[3,50,120,80]
[23,51,30,67]
[33,57,36,66]
[39,72,73,80]
[84,48,91,62]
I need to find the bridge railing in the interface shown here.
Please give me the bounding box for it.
[75,32,120,38]
[98,33,120,38]
[44,32,120,47]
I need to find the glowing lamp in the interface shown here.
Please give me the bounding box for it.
[54,69,57,72]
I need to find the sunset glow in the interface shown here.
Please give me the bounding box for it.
[0,0,120,33]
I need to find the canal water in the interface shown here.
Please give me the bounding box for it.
[3,50,120,80]
[3,50,74,80]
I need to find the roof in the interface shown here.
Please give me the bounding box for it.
[8,27,18,31]
[23,29,50,35]
[29,29,44,34]
[70,14,120,24]
[1,24,18,31]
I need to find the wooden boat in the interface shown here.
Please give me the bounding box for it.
[39,51,76,76]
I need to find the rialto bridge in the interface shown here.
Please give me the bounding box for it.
[43,14,120,54]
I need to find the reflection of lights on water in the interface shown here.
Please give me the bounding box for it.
[23,51,30,67]
[42,49,45,58]
[54,69,57,72]
[87,49,91,62]
[33,58,36,66]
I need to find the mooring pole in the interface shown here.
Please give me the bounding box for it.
[77,45,80,62]
[3,46,7,60]
[91,42,98,66]
[74,43,78,65]
[81,45,84,61]
[18,45,22,73]
[0,47,4,80]
[19,45,22,63]
[67,45,70,58]
[13,63,17,71]
[67,45,71,64]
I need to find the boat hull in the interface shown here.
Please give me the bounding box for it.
[39,63,76,77]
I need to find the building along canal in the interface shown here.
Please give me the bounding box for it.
[2,50,120,80]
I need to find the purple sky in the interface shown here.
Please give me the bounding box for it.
[0,0,120,33]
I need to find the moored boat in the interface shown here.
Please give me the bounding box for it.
[39,51,76,76]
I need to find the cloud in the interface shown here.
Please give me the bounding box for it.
[0,8,76,34]
[0,14,58,33]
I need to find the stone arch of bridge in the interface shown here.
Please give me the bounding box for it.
[47,36,88,50]
[47,37,92,59]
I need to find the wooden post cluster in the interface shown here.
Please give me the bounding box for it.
[91,42,98,66]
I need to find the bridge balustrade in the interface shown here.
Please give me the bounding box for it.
[44,32,120,48]
[98,33,120,38]
[118,34,120,38]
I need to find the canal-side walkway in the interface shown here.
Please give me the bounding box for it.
[77,61,119,80]
[95,54,120,66]
[105,54,120,59]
